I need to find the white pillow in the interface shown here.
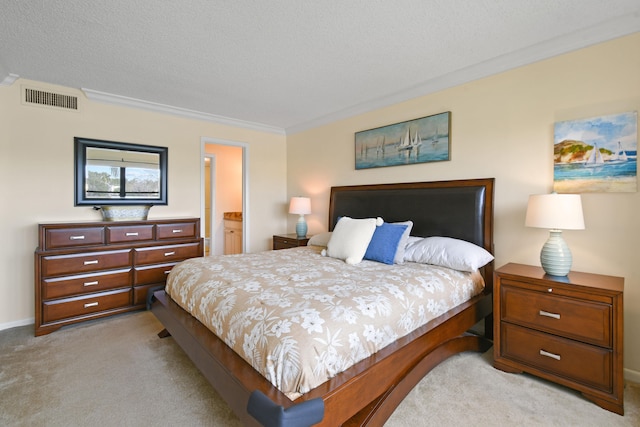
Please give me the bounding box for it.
[308,232,332,247]
[325,217,382,264]
[391,220,413,264]
[403,236,494,272]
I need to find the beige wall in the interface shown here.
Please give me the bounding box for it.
[287,33,640,378]
[0,79,287,328]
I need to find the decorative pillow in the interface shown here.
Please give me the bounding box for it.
[390,220,413,264]
[363,222,409,265]
[307,232,332,247]
[403,236,494,272]
[325,217,382,265]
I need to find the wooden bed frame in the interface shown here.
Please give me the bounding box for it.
[150,178,495,426]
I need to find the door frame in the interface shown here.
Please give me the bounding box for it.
[200,137,249,254]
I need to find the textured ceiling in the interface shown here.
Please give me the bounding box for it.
[1,1,639,133]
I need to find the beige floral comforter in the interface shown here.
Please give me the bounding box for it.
[165,246,485,399]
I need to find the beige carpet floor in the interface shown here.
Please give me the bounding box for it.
[1,311,638,426]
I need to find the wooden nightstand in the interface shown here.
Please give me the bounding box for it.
[272,234,310,250]
[493,263,624,415]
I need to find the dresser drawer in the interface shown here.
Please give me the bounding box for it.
[107,224,154,244]
[134,242,201,265]
[42,269,132,299]
[41,250,132,277]
[44,227,105,249]
[134,262,178,285]
[157,222,197,240]
[42,288,131,323]
[501,284,611,347]
[501,323,612,392]
[133,283,160,306]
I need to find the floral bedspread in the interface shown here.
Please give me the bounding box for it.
[165,246,485,399]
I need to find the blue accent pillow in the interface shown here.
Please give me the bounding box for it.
[364,222,409,265]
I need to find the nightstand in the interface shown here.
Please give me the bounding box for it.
[493,263,624,415]
[273,234,310,250]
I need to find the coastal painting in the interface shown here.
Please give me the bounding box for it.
[553,111,637,193]
[355,112,450,169]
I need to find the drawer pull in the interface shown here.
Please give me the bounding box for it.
[83,260,99,265]
[164,251,176,256]
[84,302,99,308]
[540,349,561,361]
[83,281,99,287]
[172,229,183,234]
[539,310,560,320]
[69,235,85,240]
[164,270,172,275]
[126,232,139,236]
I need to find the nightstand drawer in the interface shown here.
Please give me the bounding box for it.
[273,234,309,250]
[501,323,612,392]
[501,284,611,347]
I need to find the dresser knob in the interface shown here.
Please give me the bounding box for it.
[548,288,553,293]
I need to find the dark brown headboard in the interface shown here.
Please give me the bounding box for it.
[328,178,495,254]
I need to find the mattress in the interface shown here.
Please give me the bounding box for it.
[165,246,485,399]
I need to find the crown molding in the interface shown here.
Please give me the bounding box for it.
[286,17,640,135]
[82,88,285,135]
[0,73,19,86]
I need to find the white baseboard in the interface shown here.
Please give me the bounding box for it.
[625,367,640,384]
[0,318,34,331]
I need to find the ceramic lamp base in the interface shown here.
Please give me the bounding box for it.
[296,215,307,238]
[540,230,572,276]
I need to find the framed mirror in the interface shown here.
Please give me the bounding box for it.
[74,137,168,206]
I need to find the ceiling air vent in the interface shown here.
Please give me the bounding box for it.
[23,87,78,111]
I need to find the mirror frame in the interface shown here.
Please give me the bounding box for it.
[74,137,168,206]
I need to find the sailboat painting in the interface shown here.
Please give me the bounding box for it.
[553,111,637,193]
[355,112,451,169]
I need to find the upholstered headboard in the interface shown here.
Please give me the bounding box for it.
[328,178,494,254]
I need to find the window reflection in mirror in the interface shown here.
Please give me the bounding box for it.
[85,147,160,199]
[75,137,168,206]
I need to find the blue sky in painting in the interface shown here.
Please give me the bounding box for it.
[554,111,637,151]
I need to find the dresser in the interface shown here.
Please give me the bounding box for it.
[272,233,310,250]
[35,218,203,336]
[493,263,624,415]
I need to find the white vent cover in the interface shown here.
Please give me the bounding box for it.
[22,86,78,111]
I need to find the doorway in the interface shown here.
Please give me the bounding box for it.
[201,138,248,256]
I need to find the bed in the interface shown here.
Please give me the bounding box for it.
[150,178,495,426]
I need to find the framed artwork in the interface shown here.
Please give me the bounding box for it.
[355,112,451,170]
[553,111,637,193]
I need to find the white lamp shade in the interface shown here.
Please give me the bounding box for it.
[289,197,311,215]
[525,194,585,230]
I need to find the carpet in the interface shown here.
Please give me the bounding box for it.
[1,311,637,426]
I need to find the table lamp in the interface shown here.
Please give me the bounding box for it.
[525,193,585,276]
[289,197,311,238]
